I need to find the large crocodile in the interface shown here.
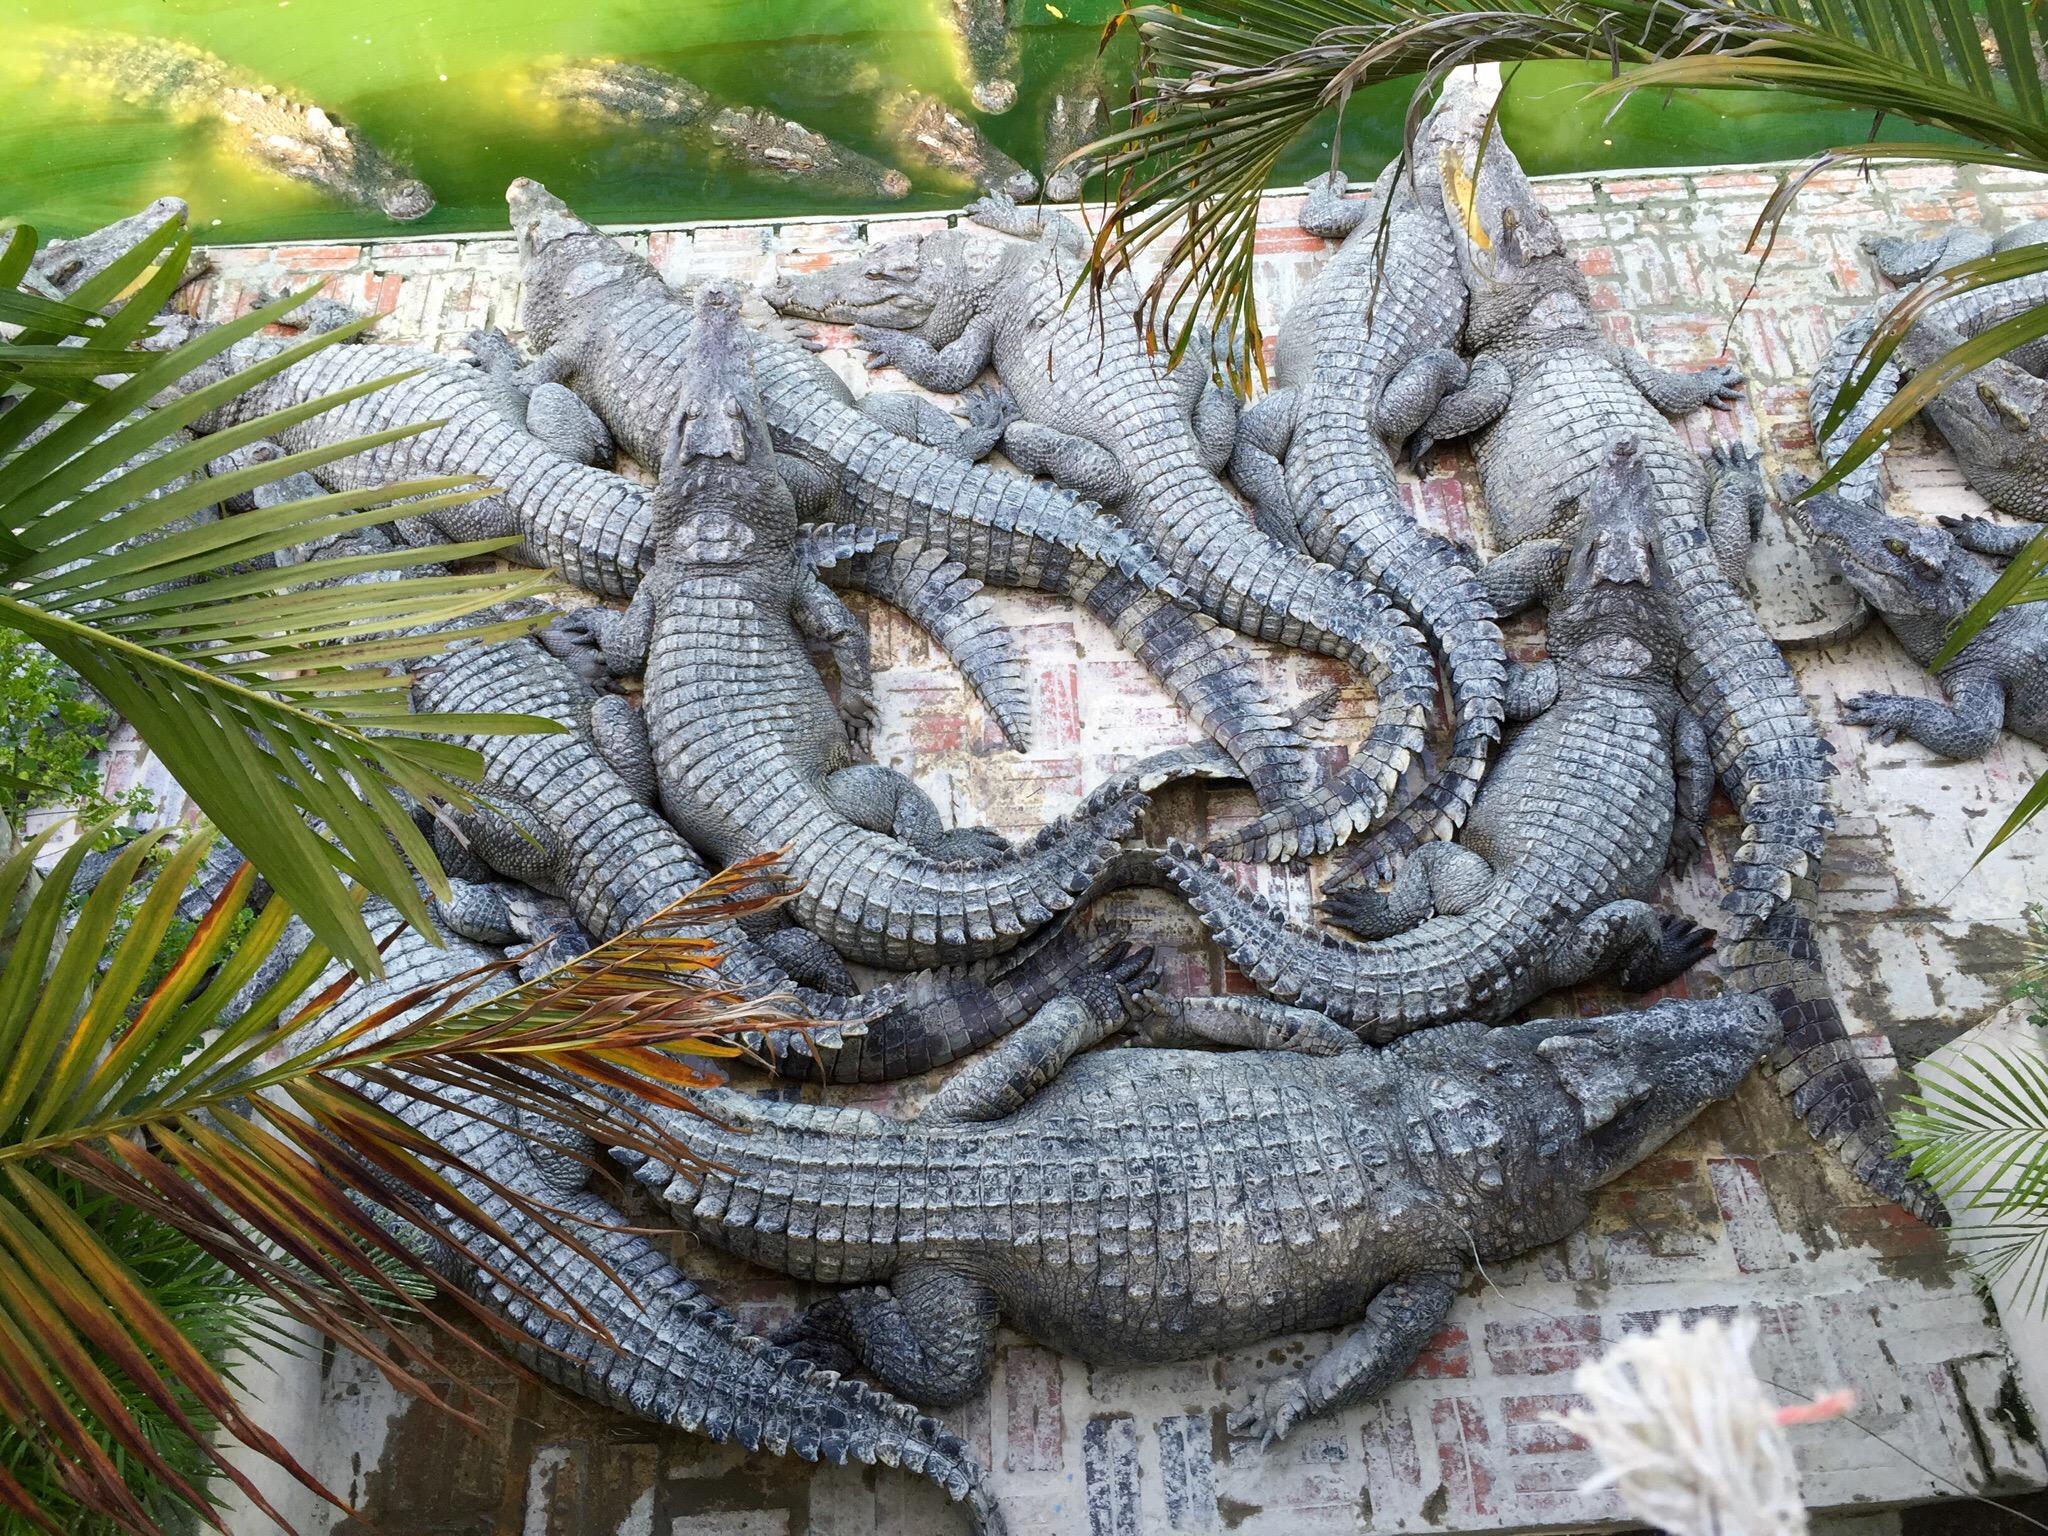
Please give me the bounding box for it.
[630,984,1778,1443]
[1789,479,2048,760]
[536,59,912,203]
[1432,96,1932,1219]
[248,890,1007,1532]
[507,178,1322,814]
[1229,126,1511,878]
[415,618,1155,1081]
[946,0,1019,114]
[766,194,1440,863]
[880,89,1036,198]
[1812,221,2048,523]
[38,31,432,221]
[1129,442,1716,1039]
[573,282,1148,970]
[1039,60,1109,203]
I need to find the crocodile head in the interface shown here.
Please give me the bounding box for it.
[1548,440,1675,680]
[649,283,786,556]
[1901,321,2048,520]
[669,282,761,465]
[1425,77,1594,349]
[760,232,965,332]
[508,177,654,348]
[1799,483,1967,623]
[377,178,435,222]
[1532,997,1781,1190]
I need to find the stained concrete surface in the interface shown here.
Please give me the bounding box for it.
[128,157,2048,1534]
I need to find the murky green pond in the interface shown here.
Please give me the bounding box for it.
[1,1,1953,243]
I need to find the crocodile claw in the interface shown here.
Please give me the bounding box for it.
[1229,1375,1312,1450]
[1698,362,1747,408]
[1842,690,1916,746]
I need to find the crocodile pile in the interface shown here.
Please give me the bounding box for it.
[91,66,1973,1525]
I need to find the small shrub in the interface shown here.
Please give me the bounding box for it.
[0,631,155,837]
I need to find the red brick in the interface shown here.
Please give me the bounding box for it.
[1405,1324,1472,1379]
[1483,1315,1603,1376]
[1003,1345,1065,1474]
[272,244,362,269]
[1430,1394,1498,1518]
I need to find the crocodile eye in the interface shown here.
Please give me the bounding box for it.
[1883,537,1908,557]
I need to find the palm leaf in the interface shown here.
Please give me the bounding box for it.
[1087,0,2048,435]
[0,220,563,974]
[0,826,804,1535]
[1899,1043,2048,1309]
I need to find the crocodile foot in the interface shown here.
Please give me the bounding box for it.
[537,610,613,693]
[1228,1375,1312,1450]
[1842,690,1918,747]
[927,825,1015,862]
[1693,362,1747,409]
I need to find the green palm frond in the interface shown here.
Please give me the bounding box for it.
[1899,1043,2048,1311]
[1085,0,2048,450]
[0,824,801,1534]
[1,214,561,974]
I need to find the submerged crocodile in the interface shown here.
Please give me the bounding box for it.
[1230,128,1511,878]
[250,891,1005,1532]
[1433,96,1933,1219]
[415,618,1153,1079]
[537,59,912,203]
[508,178,1322,814]
[39,31,432,221]
[631,984,1778,1442]
[1040,60,1109,202]
[767,195,1440,863]
[1791,479,2048,760]
[1132,443,1715,1039]
[880,89,1037,200]
[1813,221,2048,523]
[946,0,1019,114]
[573,282,1148,969]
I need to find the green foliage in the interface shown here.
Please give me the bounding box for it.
[0,632,153,836]
[1897,910,2048,1309]
[0,1182,277,1536]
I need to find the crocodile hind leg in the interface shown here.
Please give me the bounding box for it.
[1614,347,1745,416]
[1842,676,2006,760]
[1476,538,1570,618]
[1232,1269,1460,1447]
[1866,226,1992,284]
[821,763,1011,860]
[1407,354,1513,469]
[1705,444,1769,585]
[1319,842,1493,939]
[861,382,1015,463]
[1001,420,1135,506]
[752,924,859,994]
[1298,170,1371,240]
[1229,388,1309,549]
[775,1267,999,1407]
[1942,514,2040,560]
[1373,349,1467,443]
[792,566,878,745]
[1558,901,1716,994]
[923,969,1153,1123]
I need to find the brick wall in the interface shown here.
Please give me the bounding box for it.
[178,160,2048,1534]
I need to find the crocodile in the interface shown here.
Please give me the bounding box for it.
[508,177,1323,814]
[1040,60,1109,202]
[415,618,1155,1081]
[629,983,1778,1442]
[37,30,432,221]
[569,281,1150,969]
[1432,95,1933,1219]
[1125,442,1716,1039]
[946,0,1019,114]
[1788,477,2048,760]
[246,891,1007,1531]
[880,89,1037,199]
[1229,124,1512,879]
[1812,221,2048,523]
[536,59,912,203]
[765,193,1442,864]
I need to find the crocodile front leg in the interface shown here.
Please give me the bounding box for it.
[1001,420,1135,505]
[1232,1269,1460,1447]
[821,763,1012,860]
[921,975,1144,1123]
[1298,170,1372,240]
[754,924,859,995]
[1145,996,1362,1055]
[1612,345,1745,416]
[1478,537,1570,617]
[1409,354,1514,468]
[776,1266,999,1407]
[1942,514,2042,561]
[860,382,1015,462]
[1705,443,1768,585]
[859,315,999,394]
[1843,676,2007,759]
[1373,349,1467,442]
[1556,901,1716,994]
[1320,841,1494,938]
[1170,342,1241,474]
[793,564,878,745]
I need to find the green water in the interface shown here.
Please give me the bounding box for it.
[0,1,1954,244]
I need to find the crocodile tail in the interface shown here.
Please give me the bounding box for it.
[1720,876,1947,1226]
[1083,573,1324,809]
[753,928,1105,1084]
[1330,552,1508,882]
[1205,570,1437,863]
[794,789,1150,968]
[472,1186,1003,1532]
[821,530,1035,752]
